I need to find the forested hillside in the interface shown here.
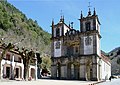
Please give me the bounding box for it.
[0,1,51,55]
[108,47,120,75]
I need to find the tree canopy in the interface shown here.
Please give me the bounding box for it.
[0,1,51,55]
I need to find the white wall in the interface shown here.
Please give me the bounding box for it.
[97,35,101,56]
[96,20,100,33]
[101,59,111,80]
[64,25,70,35]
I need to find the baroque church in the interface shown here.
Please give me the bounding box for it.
[51,8,111,81]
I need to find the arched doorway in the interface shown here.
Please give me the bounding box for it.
[67,62,75,79]
[67,62,71,79]
[6,67,10,78]
[56,62,61,79]
[4,64,11,78]
[31,68,35,79]
[86,59,92,81]
[67,62,80,80]
[74,62,80,79]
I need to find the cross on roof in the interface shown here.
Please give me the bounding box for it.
[88,2,92,9]
[88,2,92,15]
[60,10,63,16]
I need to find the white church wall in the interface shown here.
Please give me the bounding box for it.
[64,25,69,35]
[96,20,100,33]
[101,59,111,80]
[97,35,101,56]
[60,26,62,36]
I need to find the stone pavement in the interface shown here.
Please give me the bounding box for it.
[96,78,120,85]
[0,79,105,85]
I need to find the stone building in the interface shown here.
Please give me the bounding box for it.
[51,9,111,81]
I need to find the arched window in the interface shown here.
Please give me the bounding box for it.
[56,28,60,37]
[86,22,91,31]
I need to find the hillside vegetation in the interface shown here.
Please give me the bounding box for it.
[108,47,120,75]
[0,1,51,55]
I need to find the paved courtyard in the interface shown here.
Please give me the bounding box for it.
[97,78,120,85]
[0,79,100,85]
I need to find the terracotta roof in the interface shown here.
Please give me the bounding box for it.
[101,53,111,65]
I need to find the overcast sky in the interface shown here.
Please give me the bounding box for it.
[8,0,120,53]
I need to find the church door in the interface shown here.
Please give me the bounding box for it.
[74,64,80,79]
[6,67,10,78]
[86,59,92,81]
[67,63,71,79]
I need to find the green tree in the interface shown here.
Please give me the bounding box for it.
[41,54,51,70]
[19,48,35,80]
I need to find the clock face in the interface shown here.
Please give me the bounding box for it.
[56,41,60,49]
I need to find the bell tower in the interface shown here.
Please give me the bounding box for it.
[79,8,101,56]
[51,16,70,58]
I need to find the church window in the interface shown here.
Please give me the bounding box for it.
[56,41,60,49]
[85,36,92,46]
[56,28,60,37]
[85,22,91,31]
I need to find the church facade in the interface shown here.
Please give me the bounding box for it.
[51,9,111,81]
